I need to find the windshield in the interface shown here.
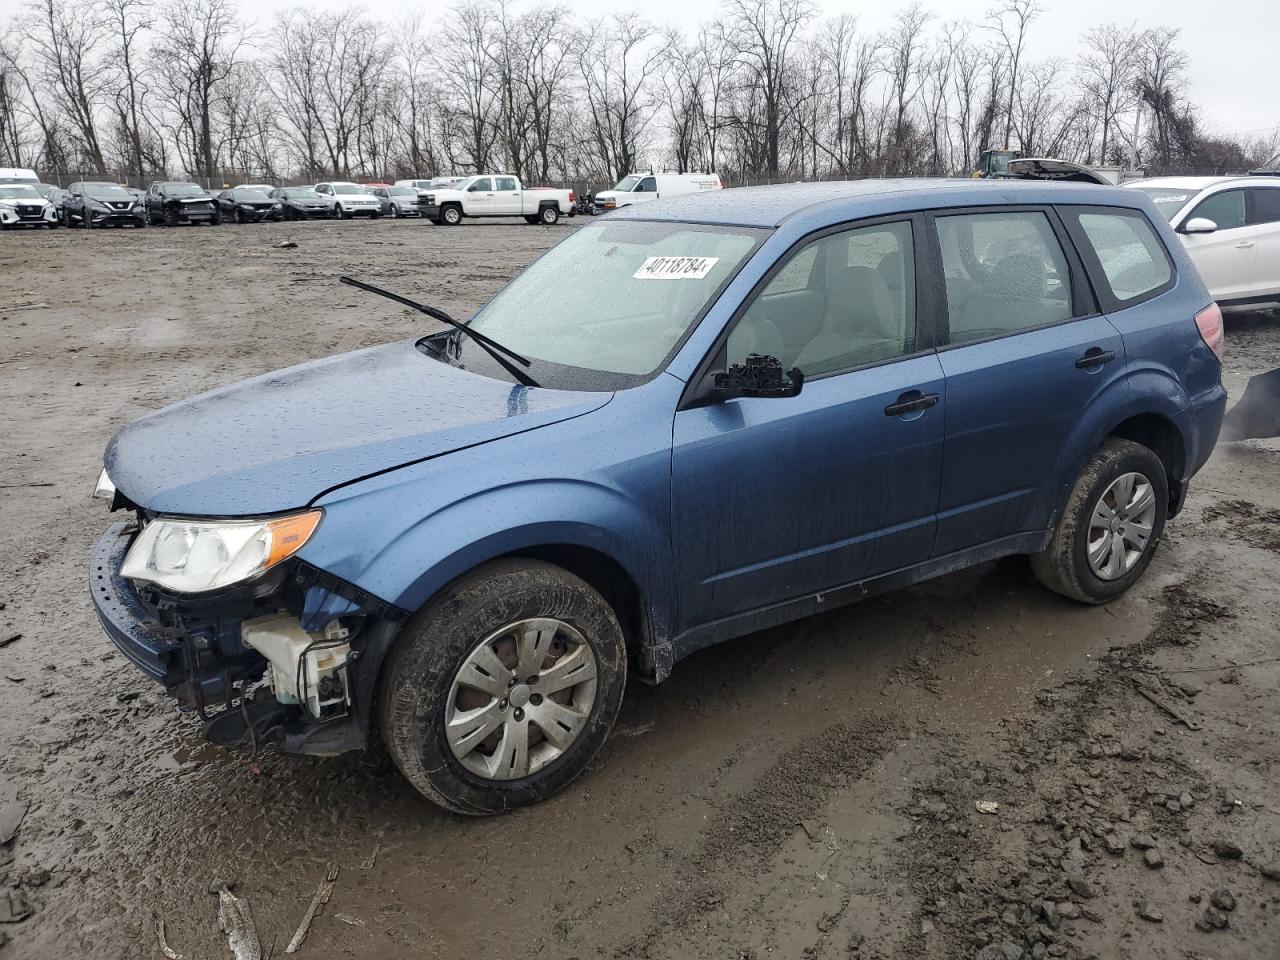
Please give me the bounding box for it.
[283,188,321,199]
[0,185,41,199]
[466,220,764,380]
[1132,186,1197,221]
[388,186,416,196]
[166,184,206,198]
[233,189,271,201]
[87,185,132,200]
[443,177,472,191]
[613,175,642,192]
[333,183,368,195]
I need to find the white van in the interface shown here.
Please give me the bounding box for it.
[0,167,40,184]
[593,172,722,211]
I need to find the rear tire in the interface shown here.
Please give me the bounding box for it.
[1031,438,1168,604]
[539,204,560,225]
[380,559,627,815]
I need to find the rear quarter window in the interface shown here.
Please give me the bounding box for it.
[1069,209,1173,307]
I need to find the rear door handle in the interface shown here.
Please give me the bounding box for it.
[1235,241,1255,249]
[1075,348,1116,369]
[884,391,940,417]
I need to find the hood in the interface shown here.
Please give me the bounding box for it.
[106,341,612,516]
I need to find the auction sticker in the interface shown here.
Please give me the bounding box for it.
[633,256,720,280]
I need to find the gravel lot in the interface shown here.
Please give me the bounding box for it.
[0,217,1277,959]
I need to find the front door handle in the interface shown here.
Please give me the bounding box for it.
[1235,241,1255,249]
[1075,348,1116,369]
[884,391,940,417]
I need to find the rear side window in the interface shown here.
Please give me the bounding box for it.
[1248,187,1280,226]
[1188,189,1244,230]
[935,210,1074,345]
[1075,211,1173,304]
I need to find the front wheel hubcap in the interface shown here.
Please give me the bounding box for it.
[1087,471,1157,580]
[445,618,598,781]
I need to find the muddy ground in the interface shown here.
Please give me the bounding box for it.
[0,217,1277,960]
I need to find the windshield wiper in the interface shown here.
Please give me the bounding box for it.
[339,276,539,388]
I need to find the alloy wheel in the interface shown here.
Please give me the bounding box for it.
[444,618,598,781]
[1086,471,1157,580]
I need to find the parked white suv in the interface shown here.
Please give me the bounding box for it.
[1129,176,1280,310]
[314,181,382,219]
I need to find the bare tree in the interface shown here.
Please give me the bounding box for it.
[578,13,662,180]
[724,0,813,177]
[984,0,1040,148]
[1079,23,1138,164]
[102,0,153,177]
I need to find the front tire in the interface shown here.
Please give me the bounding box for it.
[165,207,180,227]
[381,559,627,815]
[441,204,462,226]
[1031,438,1168,604]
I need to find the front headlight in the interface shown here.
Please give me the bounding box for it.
[121,510,322,593]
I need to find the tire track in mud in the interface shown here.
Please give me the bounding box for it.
[612,714,905,959]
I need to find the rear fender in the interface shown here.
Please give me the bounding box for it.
[1046,366,1192,524]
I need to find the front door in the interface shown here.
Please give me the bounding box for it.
[1179,188,1258,302]
[464,177,495,215]
[671,217,946,629]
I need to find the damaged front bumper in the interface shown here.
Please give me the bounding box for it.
[89,520,407,756]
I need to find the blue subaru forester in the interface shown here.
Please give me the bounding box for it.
[90,180,1226,814]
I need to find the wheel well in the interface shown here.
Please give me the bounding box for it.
[1106,413,1187,510]
[500,545,653,678]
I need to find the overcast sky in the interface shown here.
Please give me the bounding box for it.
[244,0,1272,139]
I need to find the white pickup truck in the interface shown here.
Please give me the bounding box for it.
[421,175,574,225]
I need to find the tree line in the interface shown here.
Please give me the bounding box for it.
[1,0,1275,188]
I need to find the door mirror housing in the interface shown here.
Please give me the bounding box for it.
[1182,217,1218,235]
[712,354,804,401]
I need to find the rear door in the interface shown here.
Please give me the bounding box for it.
[493,176,522,215]
[671,215,946,627]
[930,206,1125,555]
[1177,188,1257,302]
[1244,184,1280,299]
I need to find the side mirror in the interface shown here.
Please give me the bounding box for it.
[1182,217,1218,235]
[712,353,804,401]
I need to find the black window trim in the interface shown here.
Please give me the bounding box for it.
[678,210,941,411]
[1058,204,1177,315]
[925,203,1100,353]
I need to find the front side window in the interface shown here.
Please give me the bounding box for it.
[726,220,916,377]
[1247,186,1280,226]
[1074,210,1172,304]
[1187,189,1244,230]
[466,219,764,379]
[637,177,657,193]
[936,210,1073,345]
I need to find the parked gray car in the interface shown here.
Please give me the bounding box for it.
[371,185,424,217]
[64,181,147,228]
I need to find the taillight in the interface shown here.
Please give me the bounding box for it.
[569,191,575,203]
[1195,303,1225,361]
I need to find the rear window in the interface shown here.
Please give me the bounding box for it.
[1071,209,1173,305]
[1248,186,1280,226]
